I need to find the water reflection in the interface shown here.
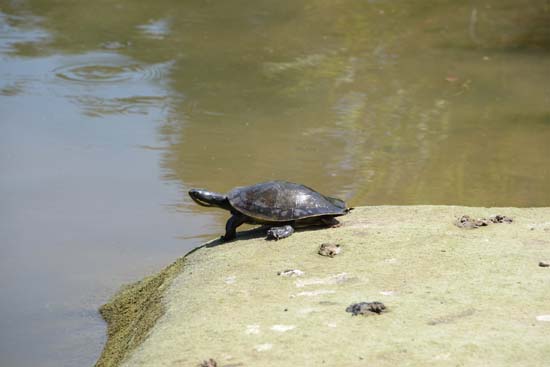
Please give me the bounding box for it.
[137,18,171,40]
[0,5,186,367]
[159,0,550,206]
[1,0,549,366]
[0,11,49,54]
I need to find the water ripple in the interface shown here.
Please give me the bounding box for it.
[52,58,173,84]
[70,95,169,117]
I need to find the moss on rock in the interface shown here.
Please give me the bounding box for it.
[95,256,186,367]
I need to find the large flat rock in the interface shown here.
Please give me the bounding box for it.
[96,206,550,367]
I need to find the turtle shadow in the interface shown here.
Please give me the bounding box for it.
[204,227,268,249]
[203,224,340,249]
[181,220,346,259]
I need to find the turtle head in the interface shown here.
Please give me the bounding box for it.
[188,188,231,210]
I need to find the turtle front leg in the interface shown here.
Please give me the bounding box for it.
[222,213,247,241]
[266,225,295,241]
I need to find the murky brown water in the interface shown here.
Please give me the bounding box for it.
[1,0,549,366]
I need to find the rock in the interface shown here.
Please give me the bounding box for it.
[489,214,513,224]
[318,243,341,257]
[95,206,550,367]
[277,269,304,277]
[454,215,489,229]
[345,301,386,316]
[199,358,217,367]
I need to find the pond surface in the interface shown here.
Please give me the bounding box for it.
[1,0,549,366]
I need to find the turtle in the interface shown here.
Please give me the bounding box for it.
[188,180,351,241]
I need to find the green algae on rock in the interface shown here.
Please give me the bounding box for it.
[95,257,186,367]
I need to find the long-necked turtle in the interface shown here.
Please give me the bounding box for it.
[189,180,351,241]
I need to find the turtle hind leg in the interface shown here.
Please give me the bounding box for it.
[266,225,294,241]
[320,216,342,228]
[222,213,247,241]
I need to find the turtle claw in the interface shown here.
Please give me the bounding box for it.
[266,225,294,240]
[220,234,235,242]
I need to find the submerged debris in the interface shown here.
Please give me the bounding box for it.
[346,301,386,316]
[200,358,217,367]
[455,214,513,229]
[277,269,305,277]
[318,243,341,257]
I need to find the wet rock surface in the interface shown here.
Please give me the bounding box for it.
[96,206,550,367]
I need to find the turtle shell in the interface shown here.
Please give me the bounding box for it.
[227,181,347,222]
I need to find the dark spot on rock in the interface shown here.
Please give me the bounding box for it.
[455,214,513,229]
[427,309,476,325]
[454,215,489,229]
[346,301,386,316]
[318,243,341,257]
[489,214,513,224]
[539,261,549,267]
[277,269,304,277]
[200,358,217,367]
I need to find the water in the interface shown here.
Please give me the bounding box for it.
[0,1,549,366]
